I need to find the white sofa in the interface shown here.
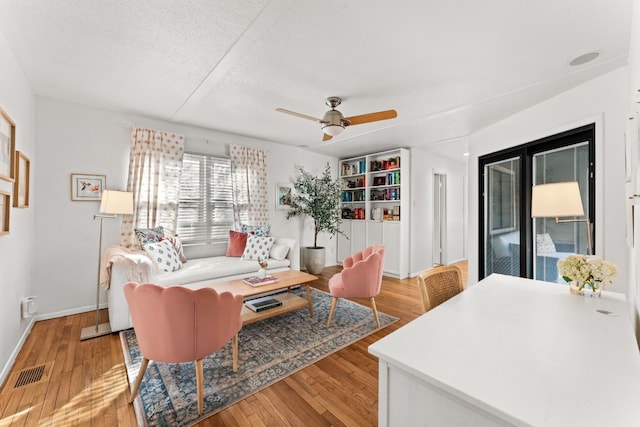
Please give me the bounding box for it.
[107,237,300,332]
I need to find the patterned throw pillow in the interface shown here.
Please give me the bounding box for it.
[241,234,275,261]
[163,234,187,263]
[135,226,165,248]
[240,224,271,237]
[143,239,182,272]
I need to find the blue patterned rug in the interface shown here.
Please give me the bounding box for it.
[120,287,397,426]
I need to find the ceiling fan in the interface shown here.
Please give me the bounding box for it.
[276,97,397,141]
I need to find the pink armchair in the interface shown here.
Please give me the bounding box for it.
[123,282,243,415]
[327,245,385,327]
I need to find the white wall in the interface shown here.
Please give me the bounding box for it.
[467,67,629,296]
[33,96,337,320]
[626,0,640,339]
[410,147,467,276]
[0,31,36,384]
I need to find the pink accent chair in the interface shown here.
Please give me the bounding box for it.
[123,282,243,415]
[327,245,385,327]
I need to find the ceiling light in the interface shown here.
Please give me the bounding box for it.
[569,51,600,66]
[322,124,344,136]
[462,152,470,157]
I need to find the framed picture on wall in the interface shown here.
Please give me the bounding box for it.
[0,190,10,235]
[0,108,16,183]
[275,182,293,210]
[70,173,106,201]
[13,151,30,208]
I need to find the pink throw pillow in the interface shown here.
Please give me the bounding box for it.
[226,230,248,257]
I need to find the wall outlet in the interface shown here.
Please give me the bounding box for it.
[21,296,37,318]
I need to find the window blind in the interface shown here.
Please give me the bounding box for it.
[176,153,234,244]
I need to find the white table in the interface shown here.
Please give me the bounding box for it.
[368,274,640,426]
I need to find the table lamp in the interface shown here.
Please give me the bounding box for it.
[80,190,134,341]
[531,181,592,255]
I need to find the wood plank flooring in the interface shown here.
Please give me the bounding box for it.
[0,261,467,426]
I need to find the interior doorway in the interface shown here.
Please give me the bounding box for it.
[433,172,447,266]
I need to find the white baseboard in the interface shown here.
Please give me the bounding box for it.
[0,302,107,386]
[0,318,35,388]
[34,302,107,322]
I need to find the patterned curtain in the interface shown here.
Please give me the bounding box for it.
[229,144,269,227]
[121,128,185,248]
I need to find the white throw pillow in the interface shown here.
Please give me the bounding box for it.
[241,235,275,261]
[536,233,557,256]
[143,240,183,272]
[269,244,290,261]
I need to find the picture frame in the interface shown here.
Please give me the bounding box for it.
[13,151,30,208]
[0,108,16,183]
[70,173,106,201]
[275,182,293,210]
[0,190,10,235]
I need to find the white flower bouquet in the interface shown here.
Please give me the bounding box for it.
[557,254,618,292]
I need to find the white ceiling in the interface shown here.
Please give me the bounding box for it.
[0,0,633,160]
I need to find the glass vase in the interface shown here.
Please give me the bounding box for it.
[569,281,601,298]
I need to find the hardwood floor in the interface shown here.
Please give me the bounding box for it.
[0,261,467,426]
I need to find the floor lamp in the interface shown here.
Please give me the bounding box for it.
[80,190,134,341]
[531,181,593,255]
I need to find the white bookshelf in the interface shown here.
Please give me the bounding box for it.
[337,148,410,278]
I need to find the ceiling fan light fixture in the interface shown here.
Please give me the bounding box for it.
[322,123,345,136]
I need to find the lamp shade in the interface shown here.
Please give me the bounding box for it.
[100,190,133,215]
[531,181,584,218]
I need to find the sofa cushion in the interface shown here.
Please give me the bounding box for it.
[135,226,164,247]
[143,239,182,272]
[226,230,248,257]
[241,235,275,260]
[154,256,290,287]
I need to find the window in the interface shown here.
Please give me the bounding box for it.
[176,153,234,244]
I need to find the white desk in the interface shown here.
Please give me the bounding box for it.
[369,274,640,426]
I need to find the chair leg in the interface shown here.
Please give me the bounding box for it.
[232,334,238,372]
[327,297,338,327]
[128,358,149,403]
[370,297,380,328]
[196,359,204,415]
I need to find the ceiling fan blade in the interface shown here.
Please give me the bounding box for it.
[276,108,322,123]
[345,109,397,126]
[323,133,333,142]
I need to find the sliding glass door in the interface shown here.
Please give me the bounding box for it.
[532,142,590,283]
[479,124,595,282]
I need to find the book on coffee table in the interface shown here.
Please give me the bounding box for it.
[244,296,283,312]
[242,275,279,286]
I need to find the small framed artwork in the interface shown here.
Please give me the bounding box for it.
[0,108,16,183]
[275,182,293,210]
[70,173,106,201]
[13,151,30,208]
[0,190,10,235]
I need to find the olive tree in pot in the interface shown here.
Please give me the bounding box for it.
[286,163,344,274]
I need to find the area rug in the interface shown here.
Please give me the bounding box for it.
[120,287,397,427]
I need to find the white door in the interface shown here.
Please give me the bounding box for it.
[433,173,446,266]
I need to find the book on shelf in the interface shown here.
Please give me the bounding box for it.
[242,275,279,286]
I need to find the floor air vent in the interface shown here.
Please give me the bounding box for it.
[5,361,54,391]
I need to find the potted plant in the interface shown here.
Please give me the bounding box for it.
[286,163,344,274]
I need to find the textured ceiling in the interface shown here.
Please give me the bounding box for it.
[0,0,633,160]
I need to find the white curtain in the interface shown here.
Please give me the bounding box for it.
[229,144,269,226]
[121,128,185,248]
